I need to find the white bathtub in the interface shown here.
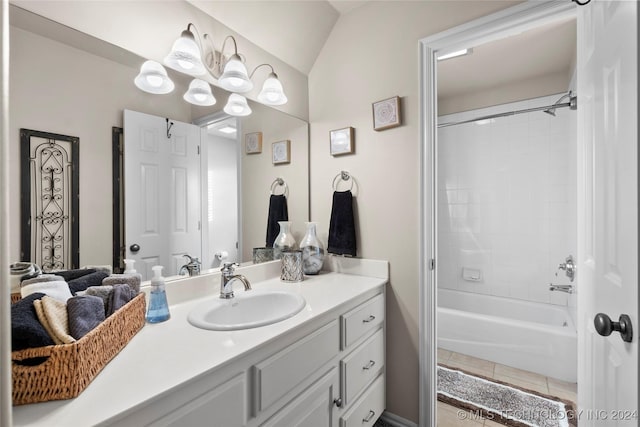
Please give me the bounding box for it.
[437,288,577,382]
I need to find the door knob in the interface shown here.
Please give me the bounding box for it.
[129,243,140,253]
[594,313,633,343]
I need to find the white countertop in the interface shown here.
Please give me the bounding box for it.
[13,258,388,426]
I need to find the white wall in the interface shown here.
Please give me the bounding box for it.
[203,131,238,269]
[437,94,577,306]
[308,1,521,422]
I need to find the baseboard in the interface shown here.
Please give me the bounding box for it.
[380,411,418,427]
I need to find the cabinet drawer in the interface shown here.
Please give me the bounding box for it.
[339,375,385,427]
[340,328,384,406]
[341,293,384,349]
[253,320,339,414]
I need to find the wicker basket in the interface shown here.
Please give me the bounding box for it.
[11,293,146,405]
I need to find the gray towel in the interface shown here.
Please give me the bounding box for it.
[68,271,109,295]
[85,285,114,316]
[67,295,105,339]
[102,274,141,294]
[11,293,55,351]
[109,284,134,316]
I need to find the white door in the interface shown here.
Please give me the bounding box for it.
[124,110,201,280]
[577,1,637,425]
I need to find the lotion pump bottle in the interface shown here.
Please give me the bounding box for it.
[146,265,170,323]
[121,258,143,293]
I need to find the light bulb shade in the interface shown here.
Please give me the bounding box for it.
[257,74,288,106]
[164,29,206,76]
[223,93,252,116]
[183,79,216,106]
[218,54,253,93]
[134,60,175,94]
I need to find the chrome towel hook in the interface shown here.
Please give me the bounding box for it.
[270,177,289,197]
[332,170,355,192]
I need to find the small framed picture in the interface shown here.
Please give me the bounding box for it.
[372,96,401,131]
[329,127,354,156]
[245,132,262,154]
[272,140,291,164]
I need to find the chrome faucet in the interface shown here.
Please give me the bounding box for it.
[220,262,251,299]
[556,255,576,282]
[179,254,201,277]
[549,283,574,294]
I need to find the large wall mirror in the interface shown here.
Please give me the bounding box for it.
[9,5,309,280]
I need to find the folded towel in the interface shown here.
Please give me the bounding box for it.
[34,296,76,345]
[10,262,41,293]
[102,274,141,294]
[82,265,113,275]
[21,279,73,302]
[68,271,109,295]
[85,285,114,316]
[266,194,289,247]
[109,284,134,316]
[21,274,64,286]
[11,293,55,351]
[327,190,357,257]
[53,268,97,282]
[67,295,105,339]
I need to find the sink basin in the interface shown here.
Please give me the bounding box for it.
[187,290,306,331]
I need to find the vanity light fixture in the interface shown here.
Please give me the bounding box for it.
[223,93,252,117]
[164,24,207,76]
[183,78,216,106]
[134,22,288,115]
[134,60,175,94]
[437,48,473,61]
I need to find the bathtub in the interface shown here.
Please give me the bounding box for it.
[437,288,577,383]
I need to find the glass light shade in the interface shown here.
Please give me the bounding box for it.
[223,93,252,117]
[257,73,288,106]
[218,54,253,93]
[164,30,206,76]
[134,60,175,94]
[183,79,216,106]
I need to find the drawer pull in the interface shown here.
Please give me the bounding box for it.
[362,360,376,370]
[363,315,376,323]
[363,410,376,423]
[333,397,343,408]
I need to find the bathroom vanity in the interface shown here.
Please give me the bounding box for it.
[12,257,388,427]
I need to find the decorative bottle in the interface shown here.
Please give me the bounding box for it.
[299,222,325,275]
[273,221,296,259]
[146,265,170,323]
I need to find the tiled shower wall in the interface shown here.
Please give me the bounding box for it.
[437,94,577,306]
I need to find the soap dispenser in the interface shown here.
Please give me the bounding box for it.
[146,265,170,323]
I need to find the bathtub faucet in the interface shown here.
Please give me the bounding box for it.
[549,283,573,294]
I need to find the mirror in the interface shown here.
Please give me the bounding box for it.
[8,5,309,279]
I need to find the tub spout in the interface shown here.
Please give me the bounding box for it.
[549,283,573,294]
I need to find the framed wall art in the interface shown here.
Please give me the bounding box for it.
[329,127,354,156]
[372,96,401,131]
[272,140,291,164]
[245,132,262,154]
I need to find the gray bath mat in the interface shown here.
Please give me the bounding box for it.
[438,365,577,427]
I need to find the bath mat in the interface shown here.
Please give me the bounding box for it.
[438,365,577,427]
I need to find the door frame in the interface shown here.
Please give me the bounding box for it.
[418,2,577,426]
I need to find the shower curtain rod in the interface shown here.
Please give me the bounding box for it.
[437,97,577,128]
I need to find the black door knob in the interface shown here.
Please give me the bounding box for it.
[129,243,140,253]
[594,313,633,343]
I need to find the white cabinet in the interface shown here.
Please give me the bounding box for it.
[109,289,385,427]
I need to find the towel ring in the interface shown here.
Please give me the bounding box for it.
[332,171,354,192]
[270,177,289,197]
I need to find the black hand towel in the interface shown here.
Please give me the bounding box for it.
[11,292,55,351]
[327,190,357,257]
[68,271,109,295]
[266,194,289,247]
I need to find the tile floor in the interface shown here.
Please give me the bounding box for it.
[437,348,577,426]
